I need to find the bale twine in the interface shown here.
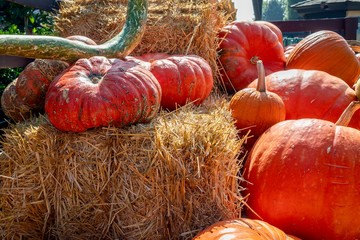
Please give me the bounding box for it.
[53,0,237,92]
[0,96,246,239]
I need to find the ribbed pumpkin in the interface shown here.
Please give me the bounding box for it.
[217,21,285,92]
[229,60,285,146]
[128,53,214,111]
[193,218,299,240]
[255,21,283,45]
[286,30,360,87]
[45,56,162,132]
[244,101,360,240]
[247,68,360,130]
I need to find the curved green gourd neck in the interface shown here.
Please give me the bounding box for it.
[0,0,148,63]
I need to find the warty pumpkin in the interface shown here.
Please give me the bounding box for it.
[247,68,360,130]
[229,60,285,147]
[128,53,214,111]
[244,101,360,240]
[217,20,285,92]
[286,30,360,87]
[193,218,299,240]
[45,56,162,132]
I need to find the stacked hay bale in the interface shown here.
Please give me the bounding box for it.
[53,0,236,91]
[0,97,246,239]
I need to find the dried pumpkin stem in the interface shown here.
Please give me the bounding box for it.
[335,101,360,126]
[256,60,266,92]
[0,0,148,63]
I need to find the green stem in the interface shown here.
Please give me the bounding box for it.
[0,0,148,63]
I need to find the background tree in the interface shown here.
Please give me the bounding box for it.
[284,0,303,20]
[262,0,285,21]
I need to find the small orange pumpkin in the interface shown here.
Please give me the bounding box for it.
[229,60,285,146]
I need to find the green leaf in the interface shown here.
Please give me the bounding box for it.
[29,15,35,24]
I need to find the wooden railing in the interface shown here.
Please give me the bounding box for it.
[270,17,359,41]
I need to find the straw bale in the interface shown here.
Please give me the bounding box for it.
[0,96,246,239]
[53,0,237,92]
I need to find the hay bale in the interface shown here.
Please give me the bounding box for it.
[0,96,246,239]
[53,0,237,91]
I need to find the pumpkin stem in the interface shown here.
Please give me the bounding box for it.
[0,0,147,62]
[335,101,360,126]
[355,79,360,100]
[256,60,266,92]
[250,56,260,64]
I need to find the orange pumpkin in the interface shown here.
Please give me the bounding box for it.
[229,60,285,147]
[247,68,360,130]
[286,30,360,87]
[244,101,360,240]
[193,218,299,240]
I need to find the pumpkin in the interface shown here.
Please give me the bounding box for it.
[128,53,214,111]
[0,36,97,122]
[217,20,285,92]
[247,68,360,130]
[286,30,360,87]
[45,56,162,132]
[193,218,298,240]
[1,79,33,121]
[244,101,360,240]
[0,0,147,62]
[255,21,283,45]
[229,60,285,147]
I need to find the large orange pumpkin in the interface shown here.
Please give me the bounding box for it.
[244,101,360,240]
[247,68,360,130]
[286,30,360,87]
[193,218,298,240]
[217,21,285,92]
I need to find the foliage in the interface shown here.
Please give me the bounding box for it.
[262,0,285,21]
[284,0,303,20]
[0,1,55,95]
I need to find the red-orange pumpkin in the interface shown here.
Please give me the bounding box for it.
[256,21,283,45]
[247,68,360,130]
[128,53,214,110]
[217,21,285,92]
[286,30,360,87]
[244,101,360,240]
[229,60,285,147]
[45,56,162,132]
[193,218,299,240]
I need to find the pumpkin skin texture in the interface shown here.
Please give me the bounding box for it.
[244,103,360,240]
[286,30,360,87]
[45,56,162,132]
[247,69,360,130]
[0,0,148,62]
[193,218,298,240]
[256,21,283,45]
[129,53,214,111]
[229,61,285,147]
[1,59,69,121]
[217,21,285,92]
